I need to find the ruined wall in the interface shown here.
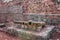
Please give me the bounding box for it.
[0,0,60,14]
[23,0,60,14]
[0,13,7,23]
[0,0,60,22]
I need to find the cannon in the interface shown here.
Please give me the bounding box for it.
[14,20,46,31]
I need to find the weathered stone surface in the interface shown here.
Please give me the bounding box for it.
[6,26,55,40]
[0,6,8,13]
[8,5,23,13]
[0,0,60,14]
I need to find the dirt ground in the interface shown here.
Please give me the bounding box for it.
[51,32,60,40]
[0,31,60,40]
[0,31,22,40]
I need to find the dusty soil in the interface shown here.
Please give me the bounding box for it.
[0,31,22,40]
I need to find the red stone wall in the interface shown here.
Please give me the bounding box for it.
[23,0,60,14]
[0,13,6,23]
[0,0,60,14]
[0,0,60,24]
[0,13,28,23]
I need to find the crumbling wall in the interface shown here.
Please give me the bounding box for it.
[23,0,60,14]
[0,13,6,23]
[0,0,60,14]
[0,0,60,23]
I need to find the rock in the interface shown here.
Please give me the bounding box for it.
[8,5,23,13]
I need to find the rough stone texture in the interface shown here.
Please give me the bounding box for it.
[0,0,60,40]
[0,13,7,23]
[0,13,60,24]
[23,0,60,14]
[8,5,23,13]
[0,0,60,14]
[6,26,55,40]
[0,0,24,13]
[0,6,8,13]
[0,31,22,40]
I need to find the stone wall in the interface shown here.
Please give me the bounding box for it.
[0,13,6,23]
[0,0,60,14]
[0,13,28,23]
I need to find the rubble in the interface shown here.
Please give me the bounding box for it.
[23,0,60,14]
[0,0,60,14]
[0,0,60,40]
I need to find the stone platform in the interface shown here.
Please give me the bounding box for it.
[7,25,55,40]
